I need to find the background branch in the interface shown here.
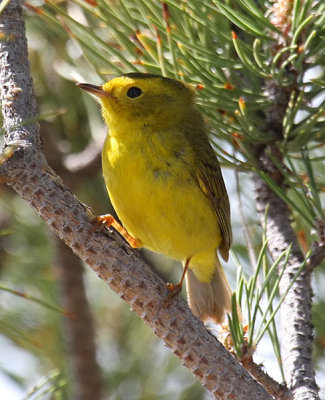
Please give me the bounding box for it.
[54,236,102,400]
[254,155,319,400]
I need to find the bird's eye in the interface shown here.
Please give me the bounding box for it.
[127,87,142,98]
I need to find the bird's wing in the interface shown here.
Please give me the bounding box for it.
[196,161,232,261]
[193,143,232,262]
[179,108,232,261]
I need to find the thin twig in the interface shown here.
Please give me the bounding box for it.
[241,356,291,400]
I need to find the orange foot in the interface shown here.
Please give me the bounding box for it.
[88,214,141,248]
[165,256,191,292]
[165,282,182,296]
[162,257,191,306]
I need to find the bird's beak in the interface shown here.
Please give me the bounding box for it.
[76,83,108,98]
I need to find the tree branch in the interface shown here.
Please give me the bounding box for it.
[0,1,272,398]
[241,356,290,400]
[254,155,320,400]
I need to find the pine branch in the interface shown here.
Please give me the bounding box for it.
[253,149,320,400]
[0,1,272,398]
[241,356,289,400]
[249,2,325,397]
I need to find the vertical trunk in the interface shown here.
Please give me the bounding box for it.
[254,172,319,400]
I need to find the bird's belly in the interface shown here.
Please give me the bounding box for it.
[104,157,221,262]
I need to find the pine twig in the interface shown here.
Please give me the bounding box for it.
[307,245,325,272]
[307,218,325,272]
[241,356,290,400]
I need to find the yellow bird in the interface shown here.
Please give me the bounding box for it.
[78,73,232,324]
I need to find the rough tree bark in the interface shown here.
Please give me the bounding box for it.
[254,155,319,400]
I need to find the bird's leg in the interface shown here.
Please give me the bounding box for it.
[88,214,140,248]
[166,256,191,294]
[159,258,191,310]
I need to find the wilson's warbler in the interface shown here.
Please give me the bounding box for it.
[78,73,232,324]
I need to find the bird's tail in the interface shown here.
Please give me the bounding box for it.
[185,256,233,324]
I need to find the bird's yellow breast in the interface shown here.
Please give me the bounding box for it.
[102,124,222,264]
